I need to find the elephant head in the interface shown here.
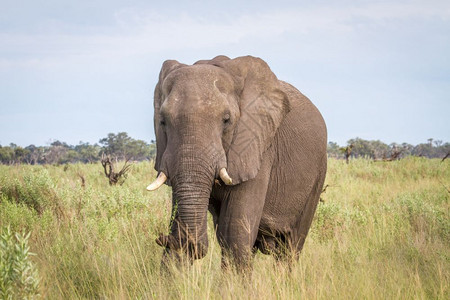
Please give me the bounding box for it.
[148,55,290,259]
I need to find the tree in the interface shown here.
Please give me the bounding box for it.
[127,139,150,161]
[99,132,132,160]
[401,143,414,156]
[0,144,30,164]
[149,141,156,160]
[327,142,341,158]
[74,142,101,163]
[0,146,14,164]
[346,138,375,158]
[43,141,70,164]
[434,140,443,147]
[370,140,390,159]
[13,147,29,164]
[24,145,39,164]
[99,132,152,161]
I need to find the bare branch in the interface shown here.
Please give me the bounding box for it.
[437,179,450,194]
[442,152,450,162]
[319,184,339,202]
[100,153,132,185]
[344,144,353,164]
[373,148,403,162]
[77,172,86,188]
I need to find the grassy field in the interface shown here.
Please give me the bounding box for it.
[0,157,448,299]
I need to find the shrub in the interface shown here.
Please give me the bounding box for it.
[0,170,61,216]
[0,226,40,299]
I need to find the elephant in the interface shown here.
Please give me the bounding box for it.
[147,55,327,269]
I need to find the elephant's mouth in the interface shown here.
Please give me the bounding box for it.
[146,168,233,191]
[155,232,208,260]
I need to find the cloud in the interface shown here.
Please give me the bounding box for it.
[1,0,449,71]
[1,0,449,146]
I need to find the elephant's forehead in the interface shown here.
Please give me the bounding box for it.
[163,65,233,95]
[162,66,232,112]
[163,89,228,116]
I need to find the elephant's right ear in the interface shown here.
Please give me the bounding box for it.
[154,60,185,172]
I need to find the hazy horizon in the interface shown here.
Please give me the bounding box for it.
[0,131,447,148]
[1,1,449,147]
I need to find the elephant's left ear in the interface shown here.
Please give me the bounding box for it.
[217,56,291,184]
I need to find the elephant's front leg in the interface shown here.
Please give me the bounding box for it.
[215,156,272,269]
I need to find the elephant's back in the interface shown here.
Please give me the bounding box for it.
[278,81,327,160]
[277,80,327,166]
[280,80,327,138]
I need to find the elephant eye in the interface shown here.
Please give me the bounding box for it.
[223,113,231,124]
[159,119,166,126]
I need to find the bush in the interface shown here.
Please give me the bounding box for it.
[0,170,61,216]
[0,226,40,299]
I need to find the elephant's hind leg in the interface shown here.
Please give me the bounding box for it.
[287,171,325,257]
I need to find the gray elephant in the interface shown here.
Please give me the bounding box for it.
[147,55,327,268]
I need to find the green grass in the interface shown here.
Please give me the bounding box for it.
[0,157,448,299]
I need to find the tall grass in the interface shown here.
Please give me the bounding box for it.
[0,157,448,299]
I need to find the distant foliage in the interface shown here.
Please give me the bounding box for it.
[0,132,156,165]
[1,134,447,165]
[327,138,449,160]
[99,132,153,161]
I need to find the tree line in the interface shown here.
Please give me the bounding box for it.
[0,132,155,165]
[0,134,448,165]
[327,138,449,161]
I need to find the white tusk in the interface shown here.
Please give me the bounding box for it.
[219,168,233,185]
[146,172,167,191]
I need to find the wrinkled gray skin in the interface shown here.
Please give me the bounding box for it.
[152,55,327,268]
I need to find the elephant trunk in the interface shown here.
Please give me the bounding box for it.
[170,186,210,259]
[161,153,216,260]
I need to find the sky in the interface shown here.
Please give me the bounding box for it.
[1,0,449,147]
